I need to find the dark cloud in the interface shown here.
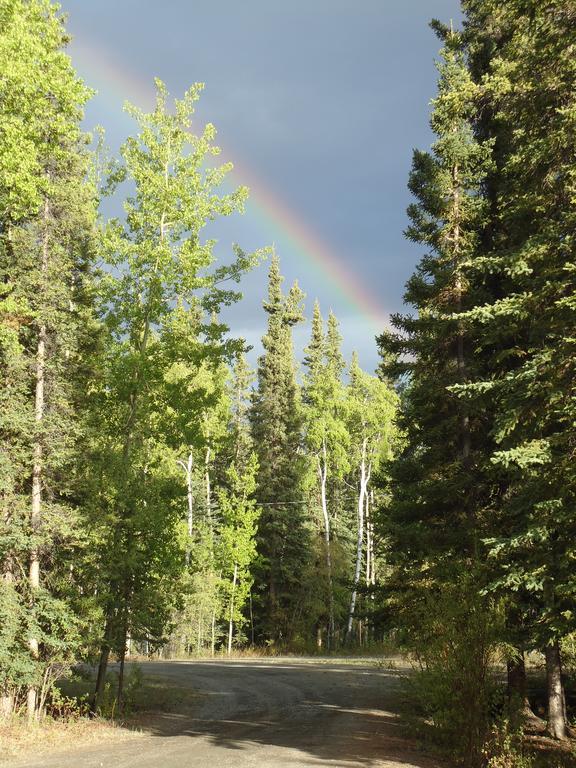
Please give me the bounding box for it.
[65,0,462,373]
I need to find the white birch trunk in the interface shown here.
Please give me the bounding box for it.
[546,641,568,740]
[178,452,194,564]
[227,562,238,656]
[28,196,50,721]
[346,438,371,642]
[319,440,335,648]
[365,492,371,587]
[205,447,213,540]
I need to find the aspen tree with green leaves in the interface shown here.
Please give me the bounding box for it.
[89,80,262,709]
[345,353,397,644]
[0,0,97,719]
[302,302,350,649]
[217,455,260,655]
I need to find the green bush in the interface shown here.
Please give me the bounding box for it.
[399,580,505,767]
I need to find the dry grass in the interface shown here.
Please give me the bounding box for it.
[524,734,576,768]
[0,715,141,764]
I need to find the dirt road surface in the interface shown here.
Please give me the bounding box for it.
[11,659,442,768]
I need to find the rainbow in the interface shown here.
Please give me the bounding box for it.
[70,38,389,332]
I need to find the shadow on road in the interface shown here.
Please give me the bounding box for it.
[117,660,441,768]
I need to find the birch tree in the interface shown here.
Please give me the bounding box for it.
[345,354,396,642]
[90,80,261,709]
[303,303,349,648]
[217,455,259,655]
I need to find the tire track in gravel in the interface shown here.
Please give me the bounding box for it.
[10,659,444,768]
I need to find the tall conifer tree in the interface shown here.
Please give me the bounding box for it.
[378,29,499,759]
[251,254,309,642]
[459,0,576,739]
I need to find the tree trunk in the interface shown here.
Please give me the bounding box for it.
[364,491,375,644]
[249,590,255,647]
[93,644,110,712]
[178,452,194,564]
[117,639,127,713]
[507,654,529,706]
[346,439,369,642]
[319,442,335,650]
[1,525,15,719]
[28,197,50,722]
[546,641,568,740]
[0,692,14,721]
[93,618,113,712]
[507,653,545,731]
[227,562,238,656]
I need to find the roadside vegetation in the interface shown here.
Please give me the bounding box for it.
[1,1,576,766]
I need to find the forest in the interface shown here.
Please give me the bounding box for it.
[1,1,575,767]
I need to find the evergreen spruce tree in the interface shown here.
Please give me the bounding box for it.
[378,28,500,760]
[459,0,576,739]
[228,353,255,472]
[250,254,309,642]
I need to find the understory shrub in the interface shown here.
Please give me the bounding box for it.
[401,580,504,766]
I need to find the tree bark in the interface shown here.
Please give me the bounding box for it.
[346,439,370,642]
[27,196,50,722]
[364,491,375,644]
[227,562,238,655]
[178,452,194,564]
[93,644,110,712]
[319,441,335,650]
[117,638,127,712]
[1,514,15,719]
[0,227,16,720]
[507,653,545,730]
[507,654,529,707]
[249,590,255,647]
[93,618,113,712]
[546,641,568,740]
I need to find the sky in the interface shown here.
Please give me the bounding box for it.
[64,0,462,373]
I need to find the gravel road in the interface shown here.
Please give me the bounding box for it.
[12,659,442,768]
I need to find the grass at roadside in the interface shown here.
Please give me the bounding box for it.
[0,715,139,764]
[0,666,200,764]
